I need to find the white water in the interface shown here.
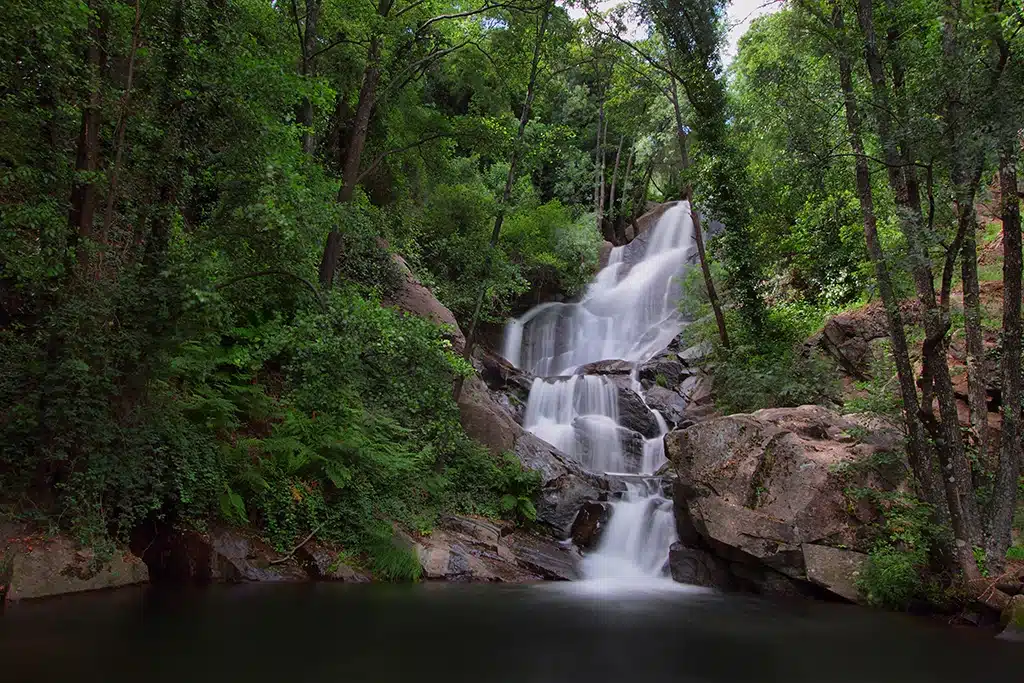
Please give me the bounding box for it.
[505,202,698,581]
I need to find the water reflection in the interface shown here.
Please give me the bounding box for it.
[1,583,1021,683]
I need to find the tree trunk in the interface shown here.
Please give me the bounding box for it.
[608,136,624,235]
[298,0,322,156]
[856,0,980,578]
[617,143,635,243]
[318,35,382,288]
[831,0,943,522]
[68,2,108,273]
[669,76,728,349]
[596,104,607,236]
[986,141,1022,567]
[453,0,553,405]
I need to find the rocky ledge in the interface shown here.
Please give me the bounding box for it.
[665,404,907,603]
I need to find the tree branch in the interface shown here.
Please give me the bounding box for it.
[356,133,451,183]
[215,269,325,310]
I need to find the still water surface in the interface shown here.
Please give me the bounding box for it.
[2,581,1022,682]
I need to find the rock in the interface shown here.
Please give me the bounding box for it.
[506,532,581,580]
[412,515,580,582]
[458,374,520,456]
[802,544,868,603]
[639,357,686,389]
[385,254,465,353]
[5,533,148,601]
[666,405,905,595]
[577,359,634,376]
[513,431,609,537]
[598,241,615,268]
[571,502,613,550]
[474,347,534,422]
[669,543,732,589]
[999,594,1024,641]
[294,543,370,582]
[618,387,660,438]
[644,385,688,428]
[574,417,645,473]
[804,300,920,379]
[131,524,307,584]
[679,341,713,367]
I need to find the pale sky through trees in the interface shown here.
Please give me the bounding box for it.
[565,0,782,63]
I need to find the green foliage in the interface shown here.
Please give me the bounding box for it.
[1007,546,1024,561]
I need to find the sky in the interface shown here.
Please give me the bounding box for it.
[564,0,783,64]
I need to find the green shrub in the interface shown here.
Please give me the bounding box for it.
[857,546,925,610]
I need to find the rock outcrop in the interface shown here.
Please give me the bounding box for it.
[385,254,466,353]
[665,405,905,602]
[2,528,149,602]
[413,514,581,581]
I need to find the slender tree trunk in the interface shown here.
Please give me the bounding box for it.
[298,0,322,156]
[68,2,108,273]
[831,0,943,520]
[608,136,624,236]
[856,0,980,578]
[618,143,635,243]
[102,0,142,239]
[986,142,1022,567]
[453,0,553,406]
[597,105,607,235]
[594,94,603,222]
[668,76,728,349]
[319,32,383,288]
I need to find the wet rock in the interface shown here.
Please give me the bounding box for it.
[474,347,534,423]
[513,431,608,538]
[669,543,732,589]
[578,359,634,376]
[638,357,686,390]
[802,544,867,603]
[644,385,688,428]
[573,418,645,473]
[506,532,581,580]
[999,595,1024,641]
[571,502,614,550]
[666,405,905,595]
[618,387,660,438]
[598,240,615,268]
[4,532,148,601]
[131,524,307,584]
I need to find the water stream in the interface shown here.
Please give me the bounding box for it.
[503,202,697,581]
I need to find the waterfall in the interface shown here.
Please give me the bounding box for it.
[504,202,697,581]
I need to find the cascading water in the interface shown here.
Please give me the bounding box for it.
[503,202,698,581]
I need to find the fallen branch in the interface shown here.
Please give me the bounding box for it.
[269,521,326,566]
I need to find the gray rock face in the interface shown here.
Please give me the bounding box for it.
[638,357,686,390]
[644,385,688,428]
[804,300,920,379]
[514,431,610,538]
[666,405,905,602]
[668,543,732,589]
[618,387,660,438]
[386,254,466,353]
[413,514,581,582]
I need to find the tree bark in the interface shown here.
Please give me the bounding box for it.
[857,0,981,577]
[298,0,322,156]
[986,141,1022,567]
[608,136,624,233]
[829,0,944,521]
[68,2,108,273]
[318,25,384,288]
[617,143,635,243]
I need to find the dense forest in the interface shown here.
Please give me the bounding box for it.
[1,0,1023,603]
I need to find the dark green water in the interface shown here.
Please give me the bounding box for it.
[1,581,1021,682]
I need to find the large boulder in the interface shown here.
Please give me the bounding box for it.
[644,385,688,429]
[474,347,534,424]
[665,405,905,602]
[571,502,614,550]
[638,356,687,390]
[3,530,149,602]
[618,387,660,438]
[514,431,612,537]
[458,374,520,456]
[385,254,465,353]
[804,300,920,379]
